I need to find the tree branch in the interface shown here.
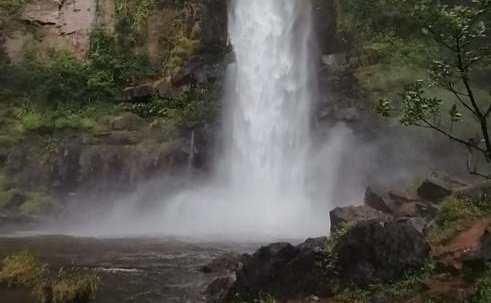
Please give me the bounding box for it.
[486,104,491,118]
[447,82,477,116]
[420,118,488,155]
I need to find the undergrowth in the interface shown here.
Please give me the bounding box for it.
[429,195,491,243]
[0,251,99,303]
[335,260,436,303]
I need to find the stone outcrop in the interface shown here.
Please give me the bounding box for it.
[333,219,431,286]
[5,0,97,61]
[329,205,389,232]
[225,238,330,302]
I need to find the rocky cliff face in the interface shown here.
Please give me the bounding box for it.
[0,0,229,214]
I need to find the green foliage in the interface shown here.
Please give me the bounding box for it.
[20,191,58,214]
[0,0,26,17]
[88,28,157,88]
[0,189,16,209]
[377,0,491,167]
[473,268,491,303]
[0,251,46,288]
[125,90,216,128]
[319,222,354,273]
[231,294,278,303]
[115,0,157,35]
[1,252,99,303]
[429,195,491,242]
[165,36,199,79]
[335,0,424,41]
[335,260,436,302]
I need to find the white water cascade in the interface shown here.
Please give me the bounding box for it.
[218,0,316,231]
[63,0,331,239]
[155,0,325,239]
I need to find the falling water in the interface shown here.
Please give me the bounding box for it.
[64,0,327,239]
[158,0,322,239]
[219,0,315,225]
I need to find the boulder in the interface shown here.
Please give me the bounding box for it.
[393,202,433,219]
[227,238,330,301]
[333,219,430,286]
[203,276,235,303]
[329,205,390,232]
[364,187,394,213]
[461,225,491,279]
[200,252,244,274]
[457,180,491,202]
[418,179,453,202]
[417,175,467,202]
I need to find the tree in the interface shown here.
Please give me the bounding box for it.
[378,0,491,178]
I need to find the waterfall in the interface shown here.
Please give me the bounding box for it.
[220,0,314,221]
[156,0,326,239]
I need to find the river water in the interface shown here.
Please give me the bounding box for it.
[0,235,258,303]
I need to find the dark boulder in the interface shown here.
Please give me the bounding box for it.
[227,238,330,301]
[417,175,467,202]
[462,225,491,279]
[333,219,430,286]
[200,252,244,274]
[364,186,394,213]
[330,205,390,232]
[203,276,235,303]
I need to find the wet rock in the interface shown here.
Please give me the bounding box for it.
[417,175,467,202]
[418,178,453,202]
[404,217,428,235]
[200,252,244,274]
[393,201,433,219]
[333,219,430,286]
[329,205,390,232]
[364,187,394,213]
[121,83,154,102]
[203,276,235,303]
[111,113,146,131]
[321,53,348,67]
[228,238,330,301]
[457,180,491,202]
[461,225,491,279]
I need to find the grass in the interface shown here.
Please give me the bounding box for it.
[335,260,436,303]
[0,251,46,288]
[0,251,99,303]
[14,103,113,135]
[428,195,491,243]
[52,269,99,303]
[473,269,491,303]
[20,191,58,214]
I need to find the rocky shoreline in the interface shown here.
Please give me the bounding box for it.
[199,176,491,303]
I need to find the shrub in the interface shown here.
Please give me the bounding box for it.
[0,251,46,288]
[336,260,435,302]
[1,252,99,303]
[52,269,99,303]
[429,195,489,243]
[20,191,58,214]
[473,269,491,303]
